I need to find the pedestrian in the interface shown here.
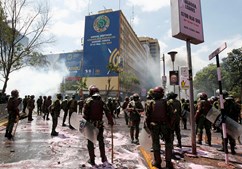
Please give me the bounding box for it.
[83,85,114,166]
[27,95,35,122]
[36,96,43,116]
[5,90,21,140]
[67,94,77,129]
[195,92,212,146]
[127,93,144,144]
[167,92,182,148]
[145,86,174,169]
[44,96,52,120]
[122,96,130,125]
[50,93,62,136]
[61,95,69,126]
[219,95,240,154]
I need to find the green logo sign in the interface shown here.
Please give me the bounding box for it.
[93,15,110,32]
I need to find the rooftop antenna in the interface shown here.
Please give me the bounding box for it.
[119,0,121,10]
[103,6,106,10]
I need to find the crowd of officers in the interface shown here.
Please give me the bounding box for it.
[3,86,241,169]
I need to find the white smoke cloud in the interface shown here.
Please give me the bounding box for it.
[2,59,69,99]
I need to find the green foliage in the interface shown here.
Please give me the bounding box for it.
[222,48,242,98]
[194,47,242,98]
[194,64,218,96]
[119,71,140,93]
[73,77,88,92]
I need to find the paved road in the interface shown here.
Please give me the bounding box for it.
[1,111,242,169]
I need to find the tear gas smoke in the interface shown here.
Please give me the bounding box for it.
[1,59,69,98]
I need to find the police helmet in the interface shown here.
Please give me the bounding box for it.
[11,89,19,98]
[153,86,164,99]
[199,92,208,100]
[57,93,62,100]
[133,93,139,101]
[88,85,99,96]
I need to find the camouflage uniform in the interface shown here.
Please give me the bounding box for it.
[50,94,62,136]
[146,87,174,169]
[67,95,77,129]
[43,96,52,120]
[127,94,144,144]
[167,92,182,148]
[221,96,240,154]
[27,95,35,122]
[195,94,212,145]
[22,96,28,113]
[61,96,69,126]
[5,90,21,140]
[83,88,114,165]
[37,96,43,115]
[122,97,130,125]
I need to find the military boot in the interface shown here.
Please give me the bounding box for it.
[231,146,236,155]
[166,161,174,169]
[152,151,162,169]
[196,134,202,145]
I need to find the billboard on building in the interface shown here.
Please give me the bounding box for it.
[58,52,83,80]
[83,10,121,78]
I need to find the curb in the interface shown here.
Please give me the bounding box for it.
[139,146,157,169]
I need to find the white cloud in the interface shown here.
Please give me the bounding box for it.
[51,7,70,21]
[126,0,170,12]
[49,20,85,38]
[61,0,89,12]
[213,34,242,58]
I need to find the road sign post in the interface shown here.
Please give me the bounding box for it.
[208,42,228,164]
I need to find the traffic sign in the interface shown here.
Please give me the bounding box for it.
[209,42,227,60]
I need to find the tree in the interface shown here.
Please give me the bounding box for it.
[72,77,88,96]
[222,48,242,99]
[194,64,222,97]
[194,48,242,99]
[0,0,52,94]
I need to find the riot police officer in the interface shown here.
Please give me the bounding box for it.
[127,93,144,144]
[195,92,212,146]
[61,95,69,126]
[83,85,114,166]
[50,93,62,136]
[167,92,182,148]
[5,90,21,140]
[146,87,174,169]
[27,95,35,122]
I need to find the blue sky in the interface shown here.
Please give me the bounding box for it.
[44,0,242,75]
[3,0,242,96]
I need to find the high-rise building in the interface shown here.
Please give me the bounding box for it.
[139,37,161,88]
[83,9,160,99]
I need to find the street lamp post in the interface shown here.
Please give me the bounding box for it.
[168,51,177,93]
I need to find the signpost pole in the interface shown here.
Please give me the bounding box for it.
[208,43,228,164]
[215,54,228,164]
[186,40,196,154]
